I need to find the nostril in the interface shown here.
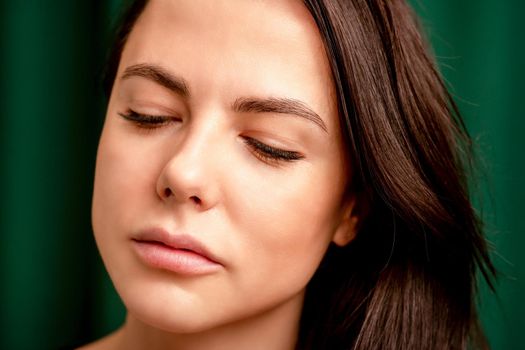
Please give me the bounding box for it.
[190,196,202,205]
[161,188,202,205]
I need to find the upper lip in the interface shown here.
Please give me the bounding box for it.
[132,228,223,265]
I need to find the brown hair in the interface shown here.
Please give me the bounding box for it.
[103,1,495,349]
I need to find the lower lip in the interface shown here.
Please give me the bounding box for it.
[131,240,222,275]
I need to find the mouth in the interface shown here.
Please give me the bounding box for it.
[131,228,223,275]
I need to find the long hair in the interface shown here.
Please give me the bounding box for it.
[103,1,495,349]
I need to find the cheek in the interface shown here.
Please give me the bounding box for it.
[228,162,343,301]
[92,122,158,244]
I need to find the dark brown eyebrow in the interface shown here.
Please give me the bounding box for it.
[121,63,190,98]
[121,63,328,133]
[232,97,328,133]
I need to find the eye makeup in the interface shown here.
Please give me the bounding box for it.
[117,109,304,165]
[241,136,304,165]
[118,110,179,129]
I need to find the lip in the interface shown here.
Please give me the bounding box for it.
[131,228,223,275]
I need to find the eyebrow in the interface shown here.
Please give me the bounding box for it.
[231,97,327,133]
[121,63,328,133]
[122,63,190,98]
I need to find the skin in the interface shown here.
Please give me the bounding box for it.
[86,0,360,349]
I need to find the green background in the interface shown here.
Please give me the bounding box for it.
[0,1,523,349]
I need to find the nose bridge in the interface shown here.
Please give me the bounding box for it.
[175,112,222,169]
[157,112,222,209]
[176,124,211,167]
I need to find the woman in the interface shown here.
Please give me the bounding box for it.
[82,0,495,349]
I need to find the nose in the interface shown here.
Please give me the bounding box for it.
[156,130,221,212]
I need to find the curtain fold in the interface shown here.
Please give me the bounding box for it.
[0,1,522,349]
[410,1,525,348]
[0,2,126,349]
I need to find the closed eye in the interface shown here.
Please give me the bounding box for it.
[118,110,180,129]
[242,136,304,165]
[118,110,304,165]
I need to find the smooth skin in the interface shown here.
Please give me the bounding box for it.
[86,0,360,349]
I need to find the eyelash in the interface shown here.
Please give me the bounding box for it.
[118,110,176,129]
[242,136,304,165]
[118,110,304,164]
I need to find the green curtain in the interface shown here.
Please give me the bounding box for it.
[0,2,126,349]
[0,1,523,349]
[410,1,525,348]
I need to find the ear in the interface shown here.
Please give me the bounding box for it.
[332,194,362,247]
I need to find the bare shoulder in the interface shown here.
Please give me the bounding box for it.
[76,328,124,350]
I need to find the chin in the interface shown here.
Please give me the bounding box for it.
[132,310,216,334]
[119,283,229,334]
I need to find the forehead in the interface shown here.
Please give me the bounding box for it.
[120,0,338,128]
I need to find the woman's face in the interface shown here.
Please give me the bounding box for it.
[92,0,356,333]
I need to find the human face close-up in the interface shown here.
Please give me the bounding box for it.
[92,0,356,336]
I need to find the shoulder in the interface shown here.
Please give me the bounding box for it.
[73,328,123,350]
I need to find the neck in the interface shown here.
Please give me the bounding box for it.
[113,291,304,350]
